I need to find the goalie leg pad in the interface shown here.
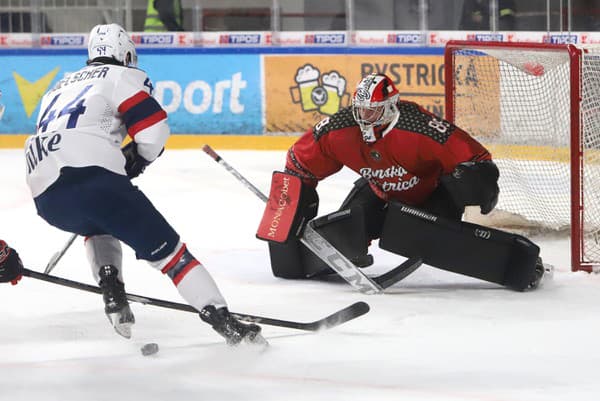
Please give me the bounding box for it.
[268,240,306,279]
[339,178,387,240]
[268,205,370,279]
[379,202,540,291]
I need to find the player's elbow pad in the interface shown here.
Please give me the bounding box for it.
[440,160,499,215]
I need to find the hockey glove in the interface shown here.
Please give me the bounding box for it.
[122,141,152,179]
[441,160,499,215]
[0,240,24,285]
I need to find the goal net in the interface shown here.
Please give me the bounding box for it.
[444,41,600,272]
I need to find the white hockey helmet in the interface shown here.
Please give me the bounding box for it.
[87,23,137,67]
[352,73,400,143]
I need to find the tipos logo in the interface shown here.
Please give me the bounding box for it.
[289,64,350,116]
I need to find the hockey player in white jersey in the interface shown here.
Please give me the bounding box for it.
[24,23,266,346]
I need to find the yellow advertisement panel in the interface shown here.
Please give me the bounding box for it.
[264,55,445,133]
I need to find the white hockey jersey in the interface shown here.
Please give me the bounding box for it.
[25,63,169,197]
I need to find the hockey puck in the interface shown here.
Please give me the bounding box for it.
[141,343,159,356]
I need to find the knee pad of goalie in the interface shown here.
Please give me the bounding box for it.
[379,202,540,291]
[257,171,319,244]
[268,205,370,279]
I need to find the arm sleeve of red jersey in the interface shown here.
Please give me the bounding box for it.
[285,130,343,186]
[115,69,169,162]
[434,129,492,174]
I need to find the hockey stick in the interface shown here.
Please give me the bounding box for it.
[201,144,422,294]
[21,268,369,331]
[201,144,268,202]
[44,233,78,274]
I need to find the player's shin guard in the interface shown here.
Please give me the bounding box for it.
[85,235,123,283]
[151,242,227,311]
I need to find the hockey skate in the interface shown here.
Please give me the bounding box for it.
[98,265,135,338]
[200,305,268,347]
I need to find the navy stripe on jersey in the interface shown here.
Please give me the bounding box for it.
[121,96,165,135]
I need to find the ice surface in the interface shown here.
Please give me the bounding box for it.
[1,149,599,401]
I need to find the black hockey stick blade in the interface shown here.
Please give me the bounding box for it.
[21,268,369,331]
[372,256,423,289]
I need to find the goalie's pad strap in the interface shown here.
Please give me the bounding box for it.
[257,171,304,243]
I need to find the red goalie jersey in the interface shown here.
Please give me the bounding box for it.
[285,101,492,206]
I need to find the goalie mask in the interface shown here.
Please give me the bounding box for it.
[352,73,400,143]
[87,23,138,67]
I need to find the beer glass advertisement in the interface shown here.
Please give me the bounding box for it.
[264,54,445,134]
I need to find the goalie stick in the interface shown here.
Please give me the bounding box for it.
[21,268,369,331]
[201,144,422,294]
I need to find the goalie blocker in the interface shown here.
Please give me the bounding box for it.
[379,202,541,291]
[257,171,369,279]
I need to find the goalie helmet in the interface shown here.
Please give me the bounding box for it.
[351,73,400,143]
[87,23,137,67]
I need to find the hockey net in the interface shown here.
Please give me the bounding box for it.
[444,41,600,272]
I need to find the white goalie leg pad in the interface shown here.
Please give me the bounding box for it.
[85,235,123,283]
[149,242,227,311]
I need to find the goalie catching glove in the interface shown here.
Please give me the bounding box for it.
[256,171,319,243]
[0,240,24,285]
[440,160,500,215]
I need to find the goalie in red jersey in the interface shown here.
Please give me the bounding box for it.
[258,73,544,291]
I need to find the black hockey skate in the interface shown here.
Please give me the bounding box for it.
[200,305,268,347]
[98,265,135,338]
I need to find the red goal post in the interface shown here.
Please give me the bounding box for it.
[444,40,600,273]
